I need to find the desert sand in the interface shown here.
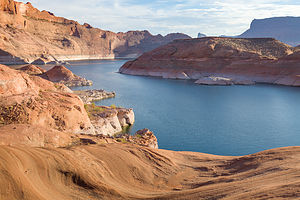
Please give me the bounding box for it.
[0,144,299,200]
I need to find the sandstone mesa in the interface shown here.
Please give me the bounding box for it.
[120,37,300,86]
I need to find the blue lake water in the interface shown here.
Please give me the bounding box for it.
[67,59,300,156]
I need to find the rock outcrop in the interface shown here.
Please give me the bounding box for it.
[18,64,46,75]
[238,17,300,46]
[114,129,158,149]
[0,65,139,146]
[0,65,95,137]
[84,104,134,136]
[74,89,115,104]
[133,128,158,149]
[18,64,93,87]
[120,37,300,86]
[0,0,191,64]
[43,65,93,87]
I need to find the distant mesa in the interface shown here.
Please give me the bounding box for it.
[238,17,300,46]
[196,17,300,46]
[197,32,207,38]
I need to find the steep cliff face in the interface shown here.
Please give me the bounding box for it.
[238,17,300,46]
[0,0,190,64]
[120,37,300,86]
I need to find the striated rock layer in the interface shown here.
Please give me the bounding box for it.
[0,144,299,200]
[0,0,190,64]
[120,37,300,86]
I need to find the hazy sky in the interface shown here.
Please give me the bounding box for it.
[19,0,300,37]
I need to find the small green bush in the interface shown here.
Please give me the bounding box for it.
[116,138,128,143]
[110,104,117,109]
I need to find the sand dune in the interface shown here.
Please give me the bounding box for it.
[0,144,299,200]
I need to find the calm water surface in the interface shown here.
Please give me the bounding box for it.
[67,60,300,156]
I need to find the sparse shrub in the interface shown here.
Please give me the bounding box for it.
[116,138,128,143]
[110,104,117,109]
[84,103,107,120]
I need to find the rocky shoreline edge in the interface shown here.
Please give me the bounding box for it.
[74,90,116,104]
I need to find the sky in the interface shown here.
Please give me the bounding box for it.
[19,0,300,37]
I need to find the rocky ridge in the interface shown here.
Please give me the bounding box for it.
[120,37,300,86]
[0,0,191,64]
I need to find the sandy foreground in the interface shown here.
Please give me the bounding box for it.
[0,144,299,200]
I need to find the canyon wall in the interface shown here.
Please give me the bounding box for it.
[0,0,190,64]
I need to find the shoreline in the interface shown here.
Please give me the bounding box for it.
[2,57,137,66]
[119,70,300,88]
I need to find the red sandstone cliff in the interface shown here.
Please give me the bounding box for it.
[120,37,300,86]
[0,0,190,64]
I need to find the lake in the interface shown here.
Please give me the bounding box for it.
[68,59,300,156]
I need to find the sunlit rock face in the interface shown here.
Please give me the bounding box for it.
[0,0,191,64]
[120,37,300,86]
[0,65,95,137]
